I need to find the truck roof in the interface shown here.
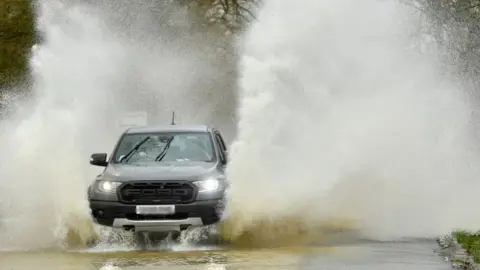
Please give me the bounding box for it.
[125,124,211,134]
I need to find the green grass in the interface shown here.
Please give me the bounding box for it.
[0,0,36,88]
[453,230,480,263]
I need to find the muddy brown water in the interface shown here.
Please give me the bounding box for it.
[0,239,451,270]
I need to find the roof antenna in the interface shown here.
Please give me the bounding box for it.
[171,111,176,125]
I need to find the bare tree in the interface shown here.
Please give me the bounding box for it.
[204,0,259,32]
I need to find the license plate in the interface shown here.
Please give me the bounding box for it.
[136,205,175,215]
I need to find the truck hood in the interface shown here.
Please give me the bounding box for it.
[101,161,220,182]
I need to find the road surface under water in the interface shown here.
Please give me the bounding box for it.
[0,239,450,270]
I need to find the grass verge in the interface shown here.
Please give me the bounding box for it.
[453,230,480,263]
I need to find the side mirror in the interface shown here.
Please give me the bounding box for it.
[90,153,108,167]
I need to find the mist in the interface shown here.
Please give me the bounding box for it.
[0,0,236,250]
[223,0,480,242]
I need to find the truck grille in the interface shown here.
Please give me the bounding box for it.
[118,181,196,204]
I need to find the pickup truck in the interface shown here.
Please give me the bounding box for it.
[87,124,228,243]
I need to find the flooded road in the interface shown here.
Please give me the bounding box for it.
[0,239,450,270]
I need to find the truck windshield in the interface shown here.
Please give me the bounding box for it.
[113,132,215,164]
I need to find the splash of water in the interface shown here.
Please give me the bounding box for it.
[223,0,480,244]
[0,0,235,250]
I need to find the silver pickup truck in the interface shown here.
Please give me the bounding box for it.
[87,124,228,243]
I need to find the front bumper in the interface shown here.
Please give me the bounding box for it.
[89,199,223,232]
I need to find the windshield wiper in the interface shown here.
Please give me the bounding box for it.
[120,136,151,163]
[155,137,175,162]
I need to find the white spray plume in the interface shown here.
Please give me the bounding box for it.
[0,0,235,250]
[224,0,480,241]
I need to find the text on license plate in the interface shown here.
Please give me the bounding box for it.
[136,205,175,215]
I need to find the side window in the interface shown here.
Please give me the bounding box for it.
[215,131,227,151]
[214,132,226,163]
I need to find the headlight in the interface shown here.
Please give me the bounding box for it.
[97,180,122,193]
[193,178,220,192]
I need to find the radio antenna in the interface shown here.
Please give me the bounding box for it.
[171,111,176,125]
